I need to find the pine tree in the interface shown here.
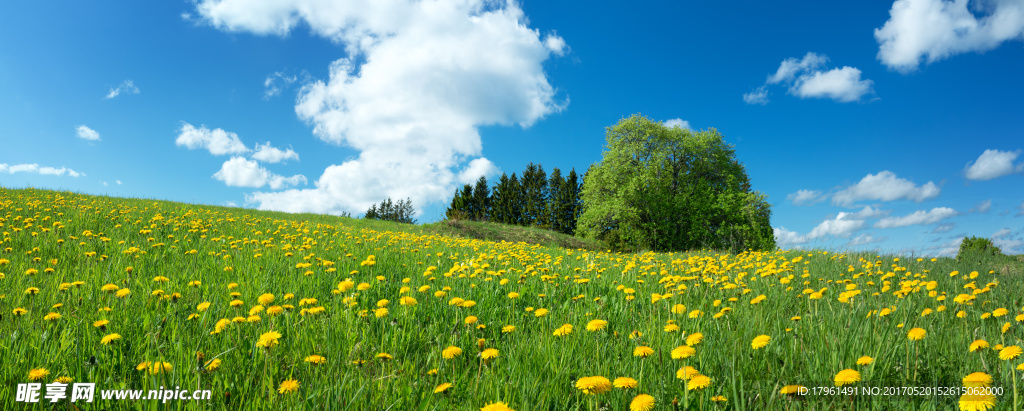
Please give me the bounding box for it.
[521,163,548,227]
[546,167,565,233]
[508,173,523,226]
[565,168,582,235]
[471,176,490,221]
[490,173,511,224]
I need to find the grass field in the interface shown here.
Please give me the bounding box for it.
[1,187,1022,410]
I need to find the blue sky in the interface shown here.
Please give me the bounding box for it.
[1,0,1022,256]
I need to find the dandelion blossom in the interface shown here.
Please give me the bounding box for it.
[671,345,696,359]
[959,393,997,411]
[278,379,300,394]
[100,333,122,345]
[586,319,608,331]
[780,385,805,394]
[613,377,638,389]
[856,356,873,366]
[534,308,549,317]
[998,346,1021,361]
[687,374,711,391]
[633,346,654,358]
[685,332,703,346]
[676,366,699,380]
[834,369,861,386]
[907,327,926,340]
[502,325,516,333]
[970,340,990,352]
[434,383,453,394]
[480,402,515,411]
[481,348,499,360]
[575,376,612,395]
[304,355,326,365]
[963,372,993,387]
[443,346,463,359]
[630,394,655,411]
[751,335,770,350]
[28,368,50,381]
[256,331,282,349]
[553,324,573,336]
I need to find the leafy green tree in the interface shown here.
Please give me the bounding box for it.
[577,114,774,252]
[957,236,1005,262]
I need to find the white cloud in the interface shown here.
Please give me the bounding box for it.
[768,52,828,84]
[116,180,122,185]
[992,228,1012,238]
[263,72,298,99]
[663,118,691,130]
[931,223,955,233]
[933,236,965,257]
[195,0,566,216]
[808,212,866,238]
[1018,200,1024,216]
[224,200,239,207]
[544,34,567,56]
[0,163,83,177]
[832,170,940,206]
[851,206,891,219]
[773,227,809,248]
[790,66,874,103]
[742,87,769,105]
[457,158,498,185]
[749,52,874,103]
[251,142,300,163]
[105,80,140,99]
[875,0,1024,72]
[175,123,249,155]
[847,233,886,246]
[213,157,307,189]
[76,125,101,141]
[874,206,958,228]
[964,149,1023,180]
[787,189,824,206]
[991,228,1022,254]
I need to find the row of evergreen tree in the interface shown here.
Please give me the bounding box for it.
[445,163,583,235]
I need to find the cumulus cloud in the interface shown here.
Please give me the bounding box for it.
[105,80,140,99]
[787,189,824,206]
[742,86,769,105]
[457,158,499,185]
[875,0,1024,72]
[213,157,307,189]
[931,223,955,233]
[874,207,958,228]
[663,118,691,130]
[76,125,101,141]
[964,149,1023,180]
[194,0,566,215]
[0,163,83,177]
[263,72,298,99]
[175,123,249,155]
[747,52,874,103]
[832,170,940,206]
[991,227,1022,254]
[251,142,299,163]
[970,199,992,213]
[773,211,869,248]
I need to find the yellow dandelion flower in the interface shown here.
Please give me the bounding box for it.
[278,379,300,394]
[443,346,463,359]
[958,393,996,411]
[630,394,655,411]
[204,358,221,371]
[100,333,122,345]
[613,377,638,389]
[970,340,990,352]
[671,345,696,360]
[780,385,805,394]
[534,308,549,317]
[44,312,61,321]
[834,369,861,386]
[857,356,873,366]
[481,348,499,360]
[258,293,275,305]
[434,383,453,394]
[575,376,612,395]
[907,327,926,340]
[963,372,993,387]
[633,346,654,358]
[687,374,711,391]
[480,401,514,411]
[751,335,770,350]
[28,368,50,381]
[553,324,573,337]
[586,319,608,331]
[305,355,326,365]
[999,346,1022,361]
[685,332,704,346]
[502,325,516,333]
[676,366,699,380]
[664,323,680,332]
[256,331,282,349]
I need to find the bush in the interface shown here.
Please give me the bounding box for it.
[956,236,1003,262]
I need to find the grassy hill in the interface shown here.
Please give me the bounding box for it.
[1,187,1022,410]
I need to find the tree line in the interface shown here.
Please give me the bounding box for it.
[445,163,583,235]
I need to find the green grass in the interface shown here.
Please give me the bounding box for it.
[0,187,1022,411]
